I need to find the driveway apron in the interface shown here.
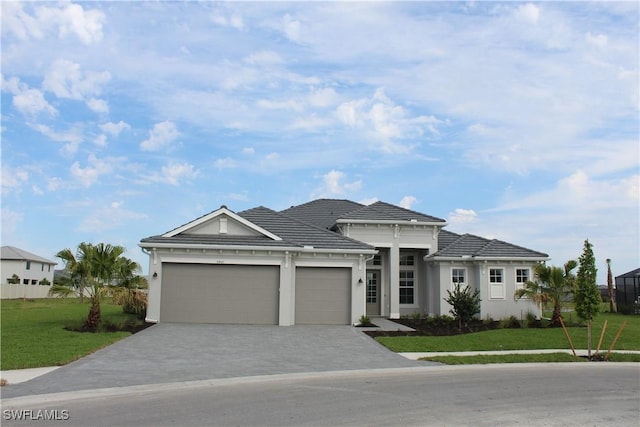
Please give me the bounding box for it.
[2,324,424,398]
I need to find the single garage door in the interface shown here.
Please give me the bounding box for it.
[161,263,279,324]
[295,267,351,325]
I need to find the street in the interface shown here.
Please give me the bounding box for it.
[3,364,638,426]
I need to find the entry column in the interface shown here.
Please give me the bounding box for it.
[389,245,400,318]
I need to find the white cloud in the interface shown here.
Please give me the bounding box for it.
[0,208,24,234]
[43,59,111,100]
[283,14,301,42]
[1,166,29,194]
[69,154,115,187]
[514,3,540,25]
[140,121,180,151]
[585,32,608,48]
[77,201,148,233]
[399,196,417,209]
[242,147,255,155]
[214,158,237,169]
[1,75,56,117]
[210,9,244,30]
[312,170,362,198]
[336,88,443,153]
[152,162,199,186]
[99,121,130,136]
[93,134,107,147]
[32,124,83,156]
[86,98,109,114]
[448,208,478,226]
[244,50,284,66]
[3,2,105,44]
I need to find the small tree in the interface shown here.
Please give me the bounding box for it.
[575,239,601,358]
[606,258,617,313]
[445,284,481,331]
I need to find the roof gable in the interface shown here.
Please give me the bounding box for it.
[162,206,281,241]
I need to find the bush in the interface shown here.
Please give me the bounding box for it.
[444,284,481,330]
[500,315,522,329]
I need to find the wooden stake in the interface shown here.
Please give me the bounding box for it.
[604,320,627,361]
[595,319,608,356]
[559,316,576,357]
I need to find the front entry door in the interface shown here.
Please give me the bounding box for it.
[366,270,381,315]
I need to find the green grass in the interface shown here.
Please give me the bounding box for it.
[1,298,139,370]
[376,313,640,353]
[419,352,640,365]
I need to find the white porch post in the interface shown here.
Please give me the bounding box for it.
[389,245,400,318]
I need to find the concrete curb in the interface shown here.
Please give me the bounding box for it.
[400,349,640,359]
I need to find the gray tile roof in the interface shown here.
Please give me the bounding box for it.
[1,246,56,264]
[438,229,461,251]
[338,201,447,224]
[281,199,364,230]
[141,206,375,251]
[430,233,548,259]
[240,206,374,250]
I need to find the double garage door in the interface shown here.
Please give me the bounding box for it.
[160,264,350,325]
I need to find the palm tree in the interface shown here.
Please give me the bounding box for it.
[111,257,147,317]
[84,243,126,330]
[51,242,128,330]
[52,243,94,303]
[515,260,577,326]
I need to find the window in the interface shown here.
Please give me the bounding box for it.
[399,271,414,304]
[516,268,530,290]
[31,280,37,285]
[26,261,31,270]
[489,268,505,299]
[371,255,382,266]
[23,279,29,285]
[41,264,44,271]
[452,268,466,286]
[399,255,415,266]
[366,272,378,304]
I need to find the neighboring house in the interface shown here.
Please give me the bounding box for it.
[615,268,640,314]
[140,199,548,325]
[1,246,57,299]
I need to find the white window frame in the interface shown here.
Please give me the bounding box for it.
[451,267,467,291]
[489,267,505,300]
[515,268,530,292]
[399,253,417,307]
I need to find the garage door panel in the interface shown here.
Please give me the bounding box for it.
[295,267,351,325]
[161,263,279,324]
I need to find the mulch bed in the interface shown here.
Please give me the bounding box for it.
[364,318,501,338]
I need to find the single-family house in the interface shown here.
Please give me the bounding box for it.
[1,246,57,299]
[140,199,548,325]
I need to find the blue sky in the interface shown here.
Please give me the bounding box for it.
[1,1,638,284]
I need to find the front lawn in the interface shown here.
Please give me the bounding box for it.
[1,298,146,370]
[376,313,640,353]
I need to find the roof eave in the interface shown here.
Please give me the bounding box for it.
[336,219,447,226]
[139,242,376,255]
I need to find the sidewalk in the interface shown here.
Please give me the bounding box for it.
[1,367,60,385]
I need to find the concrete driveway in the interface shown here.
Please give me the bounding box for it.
[2,324,423,398]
